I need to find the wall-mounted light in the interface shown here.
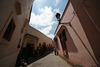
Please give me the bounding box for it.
[55,13,99,66]
[55,13,60,21]
[55,13,72,26]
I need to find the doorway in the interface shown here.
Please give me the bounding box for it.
[59,30,69,58]
[16,43,34,67]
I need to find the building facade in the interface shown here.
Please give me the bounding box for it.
[54,0,100,67]
[25,25,52,50]
[0,0,52,67]
[16,25,52,66]
[0,0,34,67]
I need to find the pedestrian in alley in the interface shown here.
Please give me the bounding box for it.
[54,47,57,55]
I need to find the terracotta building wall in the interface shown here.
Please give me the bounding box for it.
[55,1,98,67]
[70,0,100,62]
[0,0,34,67]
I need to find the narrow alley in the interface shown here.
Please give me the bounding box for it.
[0,0,100,67]
[27,53,73,67]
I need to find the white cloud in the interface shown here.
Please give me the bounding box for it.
[56,0,59,4]
[53,9,60,13]
[39,26,52,35]
[30,6,56,26]
[39,26,54,39]
[47,34,54,39]
[54,0,61,6]
[30,6,56,39]
[34,0,45,8]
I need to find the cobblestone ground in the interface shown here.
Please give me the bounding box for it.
[27,53,73,67]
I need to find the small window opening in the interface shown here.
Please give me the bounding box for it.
[3,18,16,41]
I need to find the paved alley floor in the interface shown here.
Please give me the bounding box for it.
[27,53,73,67]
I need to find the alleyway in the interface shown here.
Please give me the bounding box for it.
[27,53,73,67]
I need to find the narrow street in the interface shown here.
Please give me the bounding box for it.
[0,0,100,67]
[27,53,73,67]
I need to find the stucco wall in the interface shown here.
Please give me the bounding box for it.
[0,0,34,67]
[0,52,19,67]
[22,34,39,49]
[25,25,52,50]
[70,0,100,62]
[55,1,98,67]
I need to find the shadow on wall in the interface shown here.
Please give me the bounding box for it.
[67,40,78,53]
[16,42,54,67]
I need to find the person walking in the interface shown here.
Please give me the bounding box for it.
[54,47,57,55]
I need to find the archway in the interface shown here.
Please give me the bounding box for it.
[57,25,69,58]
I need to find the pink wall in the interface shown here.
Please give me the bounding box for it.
[54,1,99,67]
[70,0,100,62]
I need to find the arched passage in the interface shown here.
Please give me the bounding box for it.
[56,25,78,58]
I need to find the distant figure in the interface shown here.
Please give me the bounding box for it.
[54,47,57,55]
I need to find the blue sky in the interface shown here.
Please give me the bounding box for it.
[29,0,68,39]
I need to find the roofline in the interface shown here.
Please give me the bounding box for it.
[25,33,39,39]
[28,25,52,40]
[60,0,70,23]
[54,0,70,35]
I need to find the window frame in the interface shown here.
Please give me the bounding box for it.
[3,18,16,41]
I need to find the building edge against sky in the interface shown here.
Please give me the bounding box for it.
[54,0,100,67]
[0,0,52,67]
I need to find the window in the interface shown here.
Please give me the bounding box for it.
[59,30,67,41]
[3,18,15,41]
[62,30,67,41]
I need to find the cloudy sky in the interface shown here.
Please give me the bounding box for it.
[29,0,68,39]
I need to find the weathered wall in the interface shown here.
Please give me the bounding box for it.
[70,0,100,62]
[25,25,52,50]
[0,0,34,67]
[55,1,98,67]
